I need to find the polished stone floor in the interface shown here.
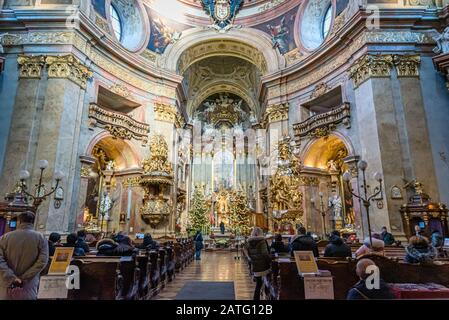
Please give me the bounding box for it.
[153,251,255,300]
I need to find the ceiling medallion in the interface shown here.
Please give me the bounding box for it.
[201,0,244,31]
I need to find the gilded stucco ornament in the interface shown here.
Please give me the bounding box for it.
[46,54,93,89]
[393,54,421,77]
[88,103,150,145]
[154,103,185,128]
[349,54,394,88]
[263,103,289,125]
[17,55,46,78]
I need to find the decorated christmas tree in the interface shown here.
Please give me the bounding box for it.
[188,186,210,235]
[228,189,251,236]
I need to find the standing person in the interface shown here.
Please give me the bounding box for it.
[290,226,319,257]
[48,232,62,257]
[220,221,225,235]
[381,226,395,246]
[246,227,271,300]
[0,211,49,300]
[194,230,204,260]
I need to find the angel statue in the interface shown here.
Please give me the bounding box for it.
[433,26,449,54]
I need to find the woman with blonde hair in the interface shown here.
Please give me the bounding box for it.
[245,227,271,300]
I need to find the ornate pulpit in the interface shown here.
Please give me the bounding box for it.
[400,182,449,239]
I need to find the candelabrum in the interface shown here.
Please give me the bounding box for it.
[342,160,383,248]
[18,159,64,209]
[311,192,333,237]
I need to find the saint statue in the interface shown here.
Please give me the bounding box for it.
[329,194,342,219]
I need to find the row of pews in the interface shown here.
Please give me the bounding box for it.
[243,242,449,300]
[43,238,195,300]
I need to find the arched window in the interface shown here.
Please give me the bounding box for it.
[322,5,333,39]
[110,4,122,41]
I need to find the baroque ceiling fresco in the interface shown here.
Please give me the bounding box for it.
[91,0,334,56]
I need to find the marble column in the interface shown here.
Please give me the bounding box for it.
[393,55,439,199]
[0,55,47,198]
[38,55,92,233]
[350,54,405,238]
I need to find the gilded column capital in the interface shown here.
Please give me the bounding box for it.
[17,55,46,78]
[46,54,93,89]
[154,103,185,128]
[349,54,394,88]
[393,54,421,77]
[263,103,289,125]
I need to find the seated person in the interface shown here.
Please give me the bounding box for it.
[290,227,319,257]
[97,235,137,257]
[76,229,90,254]
[270,234,288,254]
[48,232,62,257]
[431,230,443,248]
[381,226,395,246]
[405,235,436,264]
[64,233,85,257]
[138,233,159,250]
[324,230,352,258]
[347,258,395,300]
[355,234,385,257]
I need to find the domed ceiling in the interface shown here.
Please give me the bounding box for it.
[92,0,349,57]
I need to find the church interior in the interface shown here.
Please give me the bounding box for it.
[1,0,449,302]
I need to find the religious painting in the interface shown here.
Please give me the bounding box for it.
[253,5,299,55]
[91,0,107,18]
[147,10,189,54]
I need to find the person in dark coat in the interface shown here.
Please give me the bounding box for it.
[76,230,90,254]
[324,230,352,258]
[64,233,85,257]
[290,226,319,257]
[48,232,62,257]
[138,233,159,250]
[220,221,225,235]
[246,227,271,300]
[270,234,288,254]
[96,238,118,256]
[381,226,395,246]
[96,236,136,256]
[347,258,395,300]
[405,236,436,264]
[194,230,204,260]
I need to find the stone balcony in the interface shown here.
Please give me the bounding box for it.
[293,102,351,139]
[88,103,150,145]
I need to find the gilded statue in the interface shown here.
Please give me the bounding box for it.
[269,139,304,223]
[216,189,230,216]
[142,134,173,176]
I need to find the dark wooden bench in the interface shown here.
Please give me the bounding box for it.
[264,254,449,300]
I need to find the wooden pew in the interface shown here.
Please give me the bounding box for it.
[148,250,161,297]
[165,245,176,281]
[136,253,151,300]
[264,254,449,300]
[68,257,122,300]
